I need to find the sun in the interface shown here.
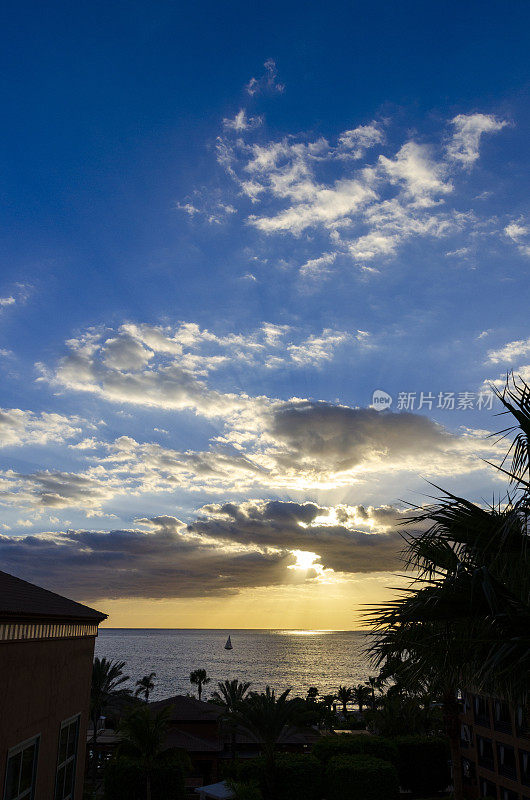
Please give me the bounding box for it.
[290,549,319,571]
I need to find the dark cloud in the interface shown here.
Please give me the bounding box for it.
[0,525,295,601]
[269,401,454,471]
[0,499,410,602]
[189,500,404,574]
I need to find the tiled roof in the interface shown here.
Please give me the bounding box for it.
[0,570,107,622]
[149,695,223,722]
[164,729,222,753]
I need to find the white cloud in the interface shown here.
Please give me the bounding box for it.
[487,337,530,365]
[0,409,85,448]
[338,123,384,159]
[446,113,508,167]
[214,112,499,269]
[223,109,263,131]
[40,322,368,419]
[246,59,285,96]
[379,142,452,202]
[0,296,16,307]
[299,252,337,277]
[504,219,530,256]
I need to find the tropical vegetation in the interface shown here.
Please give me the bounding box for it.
[366,374,530,799]
[189,667,210,701]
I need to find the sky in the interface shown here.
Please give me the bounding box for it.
[1,0,530,628]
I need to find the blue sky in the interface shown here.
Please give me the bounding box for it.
[1,0,530,626]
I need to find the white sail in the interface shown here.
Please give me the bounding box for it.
[224,635,233,650]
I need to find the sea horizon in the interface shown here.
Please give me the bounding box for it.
[99,626,369,632]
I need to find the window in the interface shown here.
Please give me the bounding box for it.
[3,737,39,800]
[480,778,497,798]
[475,695,491,727]
[477,735,495,770]
[55,716,80,800]
[500,790,519,800]
[520,750,530,787]
[497,743,517,780]
[494,700,513,734]
[461,723,473,746]
[462,757,476,783]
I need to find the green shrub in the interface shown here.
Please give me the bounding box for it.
[104,753,187,800]
[312,734,397,765]
[224,754,321,800]
[326,754,399,800]
[394,735,450,794]
[344,715,367,730]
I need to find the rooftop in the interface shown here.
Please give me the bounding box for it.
[149,694,223,722]
[0,570,107,623]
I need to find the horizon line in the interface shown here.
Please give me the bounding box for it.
[99,626,370,632]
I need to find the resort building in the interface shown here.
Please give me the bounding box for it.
[0,570,106,800]
[459,691,530,800]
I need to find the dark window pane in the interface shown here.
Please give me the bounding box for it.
[58,727,68,764]
[55,765,65,800]
[5,752,21,800]
[66,721,78,759]
[64,759,75,798]
[19,745,36,792]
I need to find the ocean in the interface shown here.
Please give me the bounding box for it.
[95,629,372,701]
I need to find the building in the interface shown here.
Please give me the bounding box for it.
[0,570,106,800]
[89,693,321,796]
[459,691,530,800]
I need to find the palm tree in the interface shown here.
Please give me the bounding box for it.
[117,704,171,800]
[351,683,371,714]
[306,686,319,702]
[189,668,210,701]
[365,675,381,711]
[230,686,300,800]
[336,685,353,716]
[211,679,251,759]
[90,657,130,787]
[321,693,336,711]
[366,375,530,800]
[90,657,130,746]
[135,672,156,702]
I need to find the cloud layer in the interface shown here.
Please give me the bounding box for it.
[0,500,409,600]
[212,111,509,272]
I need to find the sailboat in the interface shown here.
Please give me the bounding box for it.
[224,635,233,650]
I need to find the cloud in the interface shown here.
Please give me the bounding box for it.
[0,296,16,307]
[338,123,384,159]
[446,113,508,167]
[188,499,406,574]
[0,524,298,600]
[214,112,502,269]
[39,322,367,417]
[246,59,285,96]
[487,337,530,365]
[264,401,489,479]
[285,330,368,367]
[378,142,452,202]
[504,219,530,256]
[223,109,263,131]
[0,468,120,512]
[0,498,413,601]
[29,320,504,512]
[299,252,337,277]
[0,409,85,448]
